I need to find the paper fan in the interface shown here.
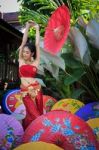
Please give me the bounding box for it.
[44,5,70,55]
[2,89,26,120]
[87,118,99,141]
[43,95,57,113]
[0,114,24,150]
[51,99,84,114]
[23,111,97,150]
[14,142,63,150]
[75,102,99,121]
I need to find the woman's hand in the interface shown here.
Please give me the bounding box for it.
[28,20,39,29]
[25,20,39,29]
[33,23,39,29]
[26,21,31,28]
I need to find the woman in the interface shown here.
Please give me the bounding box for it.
[18,21,43,129]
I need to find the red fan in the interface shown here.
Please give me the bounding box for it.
[23,111,98,150]
[44,5,70,55]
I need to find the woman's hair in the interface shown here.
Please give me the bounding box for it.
[24,42,36,59]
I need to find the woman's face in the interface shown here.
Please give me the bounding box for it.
[22,46,33,61]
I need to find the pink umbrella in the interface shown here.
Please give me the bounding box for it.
[44,5,70,55]
[0,114,24,150]
[23,111,98,150]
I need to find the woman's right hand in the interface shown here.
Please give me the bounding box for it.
[28,20,39,29]
[26,20,39,28]
[26,21,31,28]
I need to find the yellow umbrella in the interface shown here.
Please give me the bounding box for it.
[87,118,99,141]
[14,142,63,150]
[51,99,84,114]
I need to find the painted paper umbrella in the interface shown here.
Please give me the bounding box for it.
[43,95,57,113]
[0,114,24,150]
[44,5,70,55]
[23,111,98,150]
[2,89,26,120]
[87,118,99,141]
[51,99,84,114]
[14,142,63,150]
[11,104,26,120]
[75,102,99,121]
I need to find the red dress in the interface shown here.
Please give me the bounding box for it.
[19,65,43,129]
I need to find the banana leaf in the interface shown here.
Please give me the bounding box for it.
[86,19,99,49]
[69,27,91,65]
[64,68,86,86]
[39,39,65,78]
[61,53,82,69]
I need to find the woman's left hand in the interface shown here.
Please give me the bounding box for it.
[28,20,39,29]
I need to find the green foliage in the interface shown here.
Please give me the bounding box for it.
[18,0,99,26]
[67,0,99,23]
[41,18,99,101]
[68,18,99,101]
[64,69,86,86]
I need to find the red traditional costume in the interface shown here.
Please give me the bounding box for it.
[19,65,43,129]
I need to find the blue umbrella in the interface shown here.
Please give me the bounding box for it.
[75,102,99,121]
[2,89,20,114]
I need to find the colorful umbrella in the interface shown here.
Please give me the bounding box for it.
[87,118,99,141]
[23,110,97,150]
[75,102,99,121]
[43,95,57,113]
[2,89,26,120]
[0,114,24,150]
[14,142,63,150]
[11,104,26,120]
[51,99,84,114]
[44,5,70,55]
[0,105,2,113]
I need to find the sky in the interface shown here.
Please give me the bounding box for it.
[0,0,21,13]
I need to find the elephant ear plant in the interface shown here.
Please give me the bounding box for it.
[62,18,99,101]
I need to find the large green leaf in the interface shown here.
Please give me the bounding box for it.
[61,53,82,69]
[64,69,86,86]
[35,78,46,87]
[40,42,65,71]
[38,64,45,75]
[19,7,48,26]
[71,88,85,99]
[43,63,59,79]
[31,0,58,10]
[95,60,99,70]
[86,19,99,49]
[69,27,91,65]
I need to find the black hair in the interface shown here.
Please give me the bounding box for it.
[24,42,36,59]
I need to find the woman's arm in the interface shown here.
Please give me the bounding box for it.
[34,24,40,66]
[19,22,30,60]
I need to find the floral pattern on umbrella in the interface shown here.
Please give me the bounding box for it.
[23,111,98,150]
[43,95,57,113]
[75,102,99,121]
[87,118,99,142]
[51,99,84,114]
[0,114,24,150]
